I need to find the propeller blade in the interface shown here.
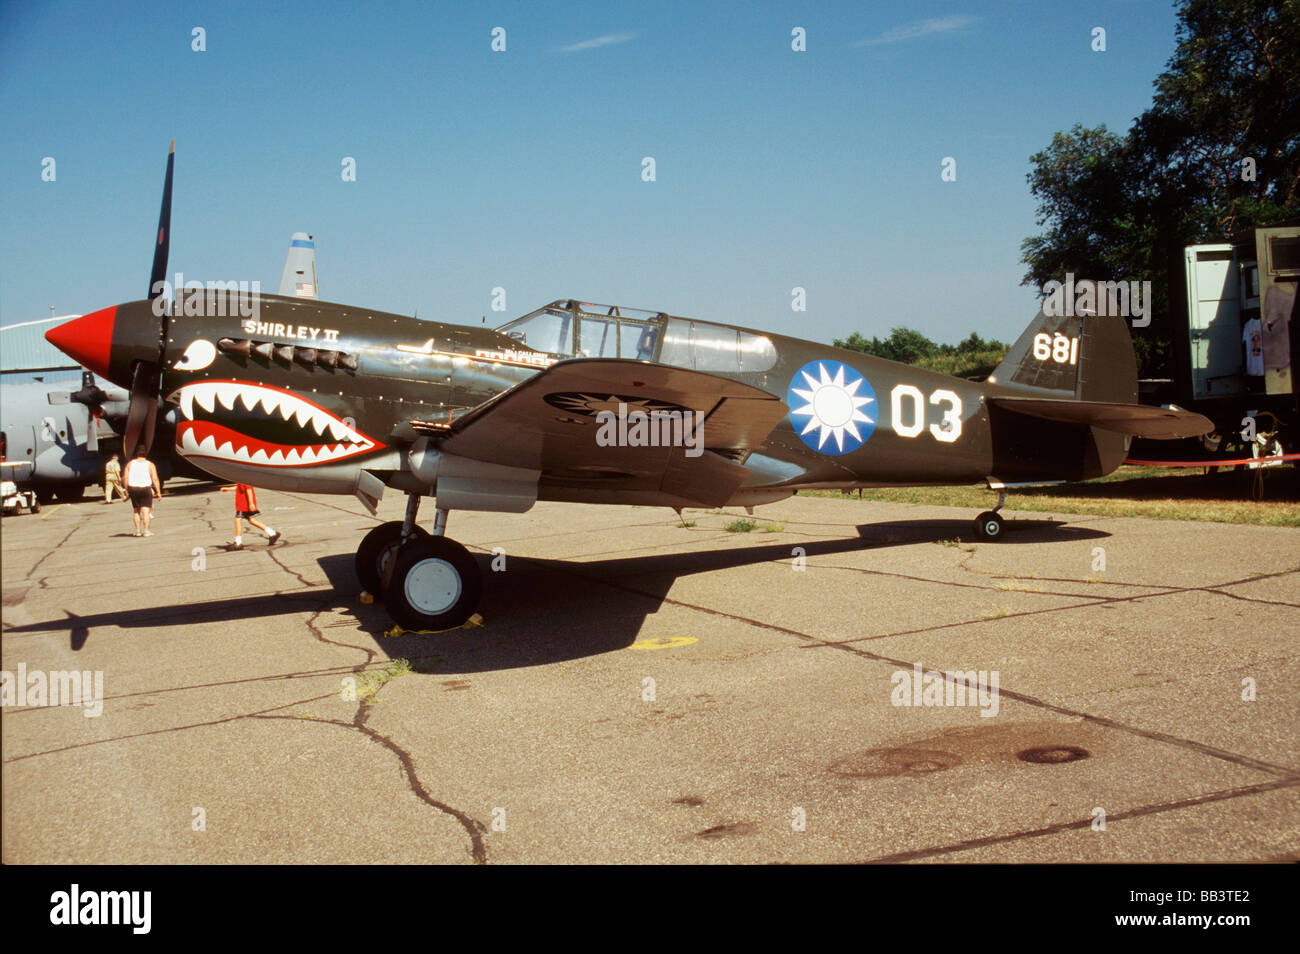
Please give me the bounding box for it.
[149,140,176,372]
[149,140,175,301]
[124,140,175,458]
[122,362,159,456]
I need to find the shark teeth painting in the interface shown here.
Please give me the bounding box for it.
[167,380,380,467]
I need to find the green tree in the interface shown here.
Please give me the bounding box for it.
[835,327,1009,379]
[954,331,1007,354]
[1021,0,1300,377]
[834,327,939,364]
[834,332,882,355]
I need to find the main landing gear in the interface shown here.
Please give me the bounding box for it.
[353,494,482,631]
[973,483,1007,541]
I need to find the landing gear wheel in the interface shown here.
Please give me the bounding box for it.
[34,486,55,505]
[974,511,1005,541]
[355,521,430,595]
[54,485,86,503]
[383,536,482,632]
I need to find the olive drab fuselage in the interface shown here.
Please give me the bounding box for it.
[129,293,1128,503]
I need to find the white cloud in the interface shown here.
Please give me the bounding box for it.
[855,15,976,47]
[558,32,636,53]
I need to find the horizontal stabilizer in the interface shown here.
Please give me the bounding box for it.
[990,397,1213,440]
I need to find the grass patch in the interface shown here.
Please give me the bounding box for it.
[800,465,1300,526]
[355,658,413,704]
[676,519,697,528]
[937,538,976,552]
[724,519,758,533]
[759,522,785,533]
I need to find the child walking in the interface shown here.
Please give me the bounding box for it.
[220,483,282,549]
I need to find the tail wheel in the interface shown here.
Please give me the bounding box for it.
[974,511,1005,541]
[383,536,482,632]
[355,521,429,595]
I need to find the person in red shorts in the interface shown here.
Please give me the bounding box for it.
[219,483,281,549]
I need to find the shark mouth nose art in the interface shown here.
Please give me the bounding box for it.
[169,381,380,466]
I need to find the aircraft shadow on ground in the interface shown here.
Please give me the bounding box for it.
[320,516,1109,674]
[9,517,1104,662]
[5,591,338,652]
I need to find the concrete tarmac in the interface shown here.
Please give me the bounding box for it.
[3,481,1297,863]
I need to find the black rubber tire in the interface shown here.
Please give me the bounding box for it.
[355,521,429,595]
[34,485,56,505]
[973,511,1005,541]
[383,536,482,632]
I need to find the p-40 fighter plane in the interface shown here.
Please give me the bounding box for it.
[45,145,1213,630]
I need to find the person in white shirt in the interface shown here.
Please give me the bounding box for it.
[123,445,162,537]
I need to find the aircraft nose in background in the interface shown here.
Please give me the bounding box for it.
[45,306,117,379]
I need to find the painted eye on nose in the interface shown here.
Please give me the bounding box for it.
[176,339,217,371]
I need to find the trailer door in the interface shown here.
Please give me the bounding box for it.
[1184,244,1245,399]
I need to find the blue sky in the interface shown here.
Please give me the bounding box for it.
[1,0,1181,346]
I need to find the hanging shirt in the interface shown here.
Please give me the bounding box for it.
[1243,317,1264,376]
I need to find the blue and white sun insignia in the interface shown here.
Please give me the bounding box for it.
[787,360,876,455]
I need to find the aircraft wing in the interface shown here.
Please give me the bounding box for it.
[433,359,788,506]
[990,397,1214,440]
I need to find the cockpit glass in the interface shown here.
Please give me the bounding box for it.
[579,317,618,358]
[497,308,573,356]
[495,302,767,370]
[659,318,776,373]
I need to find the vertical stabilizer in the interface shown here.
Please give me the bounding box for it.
[278,232,318,298]
[987,310,1137,404]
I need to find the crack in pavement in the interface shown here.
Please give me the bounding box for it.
[2,690,340,763]
[0,660,397,714]
[830,567,1300,647]
[252,703,489,864]
[25,525,78,579]
[863,776,1300,863]
[267,548,317,590]
[813,561,1172,602]
[3,608,488,863]
[532,557,1300,780]
[241,602,487,863]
